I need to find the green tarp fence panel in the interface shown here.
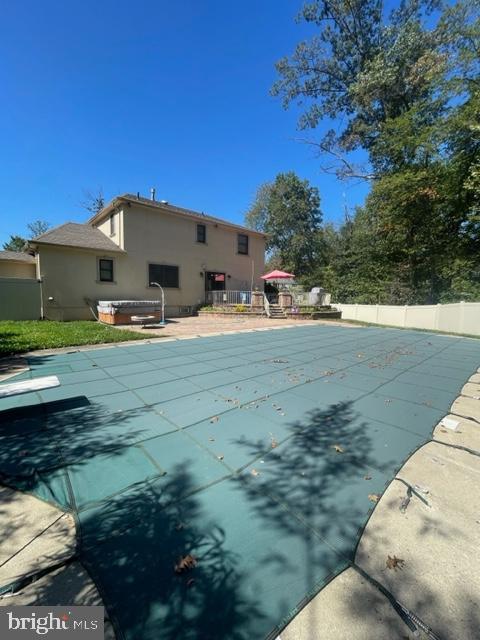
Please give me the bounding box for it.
[1,325,480,640]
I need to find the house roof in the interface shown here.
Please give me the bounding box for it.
[89,193,266,238]
[30,223,125,253]
[0,250,36,263]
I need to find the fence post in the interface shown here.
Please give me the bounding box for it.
[434,304,441,330]
[403,305,407,327]
[459,300,465,334]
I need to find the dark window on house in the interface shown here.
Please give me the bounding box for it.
[237,233,249,255]
[110,213,116,236]
[149,264,179,288]
[196,223,206,243]
[99,258,114,282]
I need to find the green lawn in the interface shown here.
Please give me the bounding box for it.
[0,320,158,356]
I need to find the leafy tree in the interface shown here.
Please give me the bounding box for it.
[271,0,480,303]
[272,0,452,178]
[245,183,272,232]
[245,172,323,277]
[3,235,26,252]
[3,221,50,251]
[316,208,403,303]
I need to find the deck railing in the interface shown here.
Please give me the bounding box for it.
[205,288,330,309]
[206,290,252,306]
[292,291,310,305]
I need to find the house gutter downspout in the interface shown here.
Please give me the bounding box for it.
[35,251,45,320]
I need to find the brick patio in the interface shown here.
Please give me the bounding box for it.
[115,314,346,338]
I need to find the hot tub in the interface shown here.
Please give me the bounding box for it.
[97,300,162,325]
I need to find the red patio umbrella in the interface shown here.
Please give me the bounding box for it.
[261,270,295,281]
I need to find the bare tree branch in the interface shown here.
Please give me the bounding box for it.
[80,187,105,216]
[294,137,377,180]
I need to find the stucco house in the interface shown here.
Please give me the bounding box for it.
[0,251,37,279]
[0,193,266,321]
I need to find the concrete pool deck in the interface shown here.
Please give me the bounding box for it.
[0,323,479,640]
[282,391,480,640]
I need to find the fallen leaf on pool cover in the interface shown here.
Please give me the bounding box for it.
[332,444,344,453]
[386,555,404,571]
[364,475,372,480]
[174,554,197,574]
[368,493,381,503]
[271,438,278,448]
[251,469,260,477]
[210,416,219,423]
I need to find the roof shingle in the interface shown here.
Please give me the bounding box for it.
[31,223,125,253]
[0,250,36,263]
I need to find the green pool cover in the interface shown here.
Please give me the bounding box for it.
[1,325,480,639]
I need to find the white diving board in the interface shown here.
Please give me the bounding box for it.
[0,376,60,398]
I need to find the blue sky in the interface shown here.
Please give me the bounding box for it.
[0,0,370,246]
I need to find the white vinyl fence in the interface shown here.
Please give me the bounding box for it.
[336,302,480,336]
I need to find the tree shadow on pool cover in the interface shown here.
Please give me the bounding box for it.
[79,462,265,640]
[0,400,396,640]
[237,400,388,545]
[234,400,391,635]
[0,398,165,490]
[78,400,385,640]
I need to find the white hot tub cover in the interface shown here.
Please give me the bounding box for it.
[97,300,161,315]
[98,300,160,307]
